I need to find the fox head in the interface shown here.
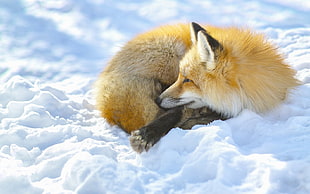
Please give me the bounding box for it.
[158,23,247,116]
[158,22,299,117]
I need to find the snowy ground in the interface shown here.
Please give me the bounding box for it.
[1,0,310,193]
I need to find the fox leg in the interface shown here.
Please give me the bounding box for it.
[130,106,183,153]
[176,107,226,129]
[130,106,224,153]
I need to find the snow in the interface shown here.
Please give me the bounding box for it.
[0,0,309,193]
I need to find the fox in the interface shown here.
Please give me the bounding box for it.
[96,22,299,153]
[95,23,224,153]
[158,23,300,119]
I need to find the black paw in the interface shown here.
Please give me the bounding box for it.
[129,107,184,153]
[129,129,155,153]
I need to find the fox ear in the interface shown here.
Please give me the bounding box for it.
[197,30,222,71]
[190,22,206,44]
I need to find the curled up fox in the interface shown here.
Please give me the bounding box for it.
[95,22,300,153]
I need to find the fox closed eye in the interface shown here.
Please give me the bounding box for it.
[183,78,192,83]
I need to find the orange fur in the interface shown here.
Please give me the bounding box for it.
[95,24,194,132]
[159,24,300,117]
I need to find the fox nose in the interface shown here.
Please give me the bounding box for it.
[155,97,162,106]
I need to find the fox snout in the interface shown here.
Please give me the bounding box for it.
[157,92,198,109]
[156,95,181,109]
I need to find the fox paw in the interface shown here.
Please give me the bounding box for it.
[129,130,154,153]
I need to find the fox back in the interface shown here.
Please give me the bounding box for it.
[95,24,196,132]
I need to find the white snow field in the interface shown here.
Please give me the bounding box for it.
[0,0,309,193]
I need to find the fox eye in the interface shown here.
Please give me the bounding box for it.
[183,78,192,83]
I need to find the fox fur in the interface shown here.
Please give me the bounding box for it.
[95,23,221,135]
[95,22,299,152]
[158,23,300,117]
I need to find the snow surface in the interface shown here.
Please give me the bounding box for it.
[0,0,309,193]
